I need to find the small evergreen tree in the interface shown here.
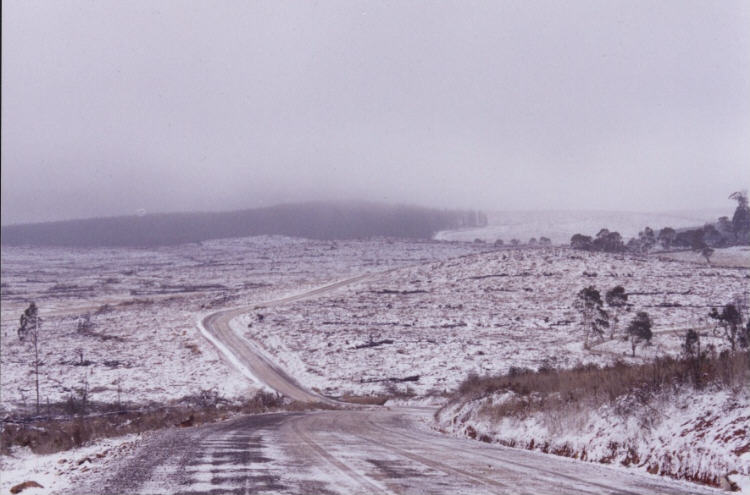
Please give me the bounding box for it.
[626,311,652,356]
[709,303,746,351]
[570,234,593,250]
[730,191,750,243]
[574,286,609,349]
[593,229,625,252]
[637,227,656,253]
[605,286,628,339]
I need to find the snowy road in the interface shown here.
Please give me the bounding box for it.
[84,276,722,494]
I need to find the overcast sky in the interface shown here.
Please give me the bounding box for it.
[2,1,748,225]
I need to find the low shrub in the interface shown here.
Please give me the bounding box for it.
[452,351,748,415]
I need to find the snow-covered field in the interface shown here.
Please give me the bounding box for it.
[242,246,749,398]
[0,236,484,412]
[657,245,750,268]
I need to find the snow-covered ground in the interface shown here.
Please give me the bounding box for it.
[435,385,750,491]
[241,246,748,398]
[657,245,750,268]
[436,209,726,244]
[0,433,146,495]
[1,236,484,412]
[2,234,747,492]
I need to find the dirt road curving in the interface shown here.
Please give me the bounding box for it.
[81,276,722,494]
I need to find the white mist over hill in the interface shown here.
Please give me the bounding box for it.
[435,209,727,244]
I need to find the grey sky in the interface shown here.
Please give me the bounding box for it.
[2,0,748,225]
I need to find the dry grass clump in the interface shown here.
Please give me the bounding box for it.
[0,390,289,455]
[452,351,748,419]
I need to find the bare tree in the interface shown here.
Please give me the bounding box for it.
[18,302,42,414]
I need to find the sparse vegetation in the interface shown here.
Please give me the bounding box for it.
[0,390,290,456]
[709,297,749,351]
[449,351,748,415]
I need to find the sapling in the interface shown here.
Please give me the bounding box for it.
[17,302,42,414]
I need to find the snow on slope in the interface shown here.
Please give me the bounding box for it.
[435,386,750,491]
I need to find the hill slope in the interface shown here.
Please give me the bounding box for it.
[1,201,485,247]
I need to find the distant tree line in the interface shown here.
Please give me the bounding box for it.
[570,191,750,255]
[492,236,551,247]
[0,201,489,248]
